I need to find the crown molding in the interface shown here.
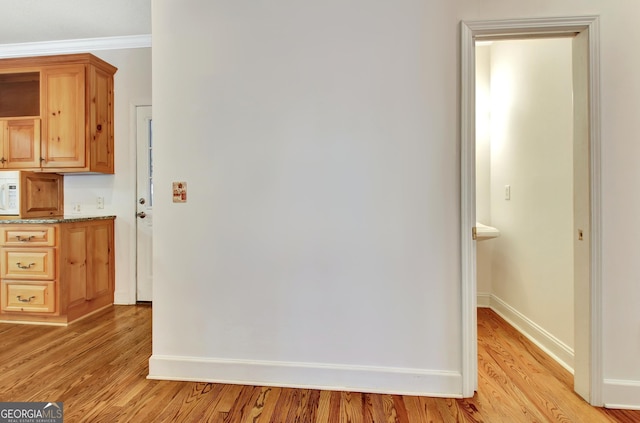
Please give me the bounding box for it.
[0,34,151,58]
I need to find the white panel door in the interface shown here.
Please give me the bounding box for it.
[136,105,153,301]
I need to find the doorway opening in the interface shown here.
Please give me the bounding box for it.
[460,16,602,405]
[476,36,575,368]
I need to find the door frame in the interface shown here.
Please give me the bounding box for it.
[460,16,602,404]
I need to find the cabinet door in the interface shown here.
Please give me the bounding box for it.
[63,225,87,309]
[3,118,41,169]
[86,221,113,300]
[63,220,114,317]
[41,65,85,169]
[89,65,114,173]
[19,171,64,218]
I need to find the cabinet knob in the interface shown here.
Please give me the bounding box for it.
[0,157,6,164]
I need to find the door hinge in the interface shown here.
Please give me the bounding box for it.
[472,226,477,240]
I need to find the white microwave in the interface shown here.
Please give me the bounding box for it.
[0,171,20,215]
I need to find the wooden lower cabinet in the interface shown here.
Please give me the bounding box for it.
[0,217,114,325]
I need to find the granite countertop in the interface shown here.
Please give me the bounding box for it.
[0,215,116,224]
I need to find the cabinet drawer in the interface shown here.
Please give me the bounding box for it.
[0,227,55,246]
[1,248,55,279]
[2,281,55,313]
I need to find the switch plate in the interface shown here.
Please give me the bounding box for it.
[173,182,187,203]
[505,185,511,200]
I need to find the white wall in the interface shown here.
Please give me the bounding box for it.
[148,0,640,406]
[63,47,152,304]
[149,0,462,395]
[475,45,493,298]
[476,39,575,367]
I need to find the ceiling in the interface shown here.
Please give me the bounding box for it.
[0,0,151,45]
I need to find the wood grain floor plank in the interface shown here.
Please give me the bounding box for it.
[363,392,383,423]
[270,387,298,422]
[402,395,428,423]
[315,389,338,423]
[341,391,364,423]
[242,386,281,423]
[303,389,322,422]
[221,384,259,423]
[1,304,639,422]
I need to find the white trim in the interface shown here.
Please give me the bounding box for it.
[460,20,477,398]
[603,380,640,410]
[463,16,599,38]
[586,16,603,407]
[0,34,151,58]
[460,15,602,405]
[148,355,462,397]
[489,295,574,373]
[476,292,491,308]
[114,292,134,305]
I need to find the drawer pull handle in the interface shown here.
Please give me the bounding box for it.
[16,236,35,242]
[17,295,36,303]
[16,262,36,269]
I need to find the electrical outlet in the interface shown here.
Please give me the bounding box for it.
[97,197,104,209]
[73,203,81,212]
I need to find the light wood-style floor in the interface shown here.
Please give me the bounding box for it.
[0,305,638,422]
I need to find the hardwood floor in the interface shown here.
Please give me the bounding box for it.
[0,305,638,422]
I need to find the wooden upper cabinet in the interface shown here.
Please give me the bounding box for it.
[20,171,64,218]
[0,54,117,174]
[1,119,41,169]
[41,65,86,170]
[89,65,114,173]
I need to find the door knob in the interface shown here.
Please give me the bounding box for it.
[139,198,146,205]
[136,211,146,219]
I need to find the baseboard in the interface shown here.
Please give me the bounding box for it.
[477,292,491,308]
[603,379,640,410]
[148,355,462,397]
[114,291,136,305]
[485,294,574,373]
